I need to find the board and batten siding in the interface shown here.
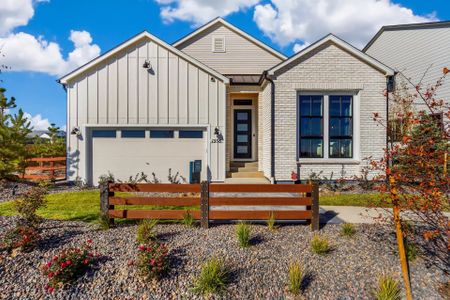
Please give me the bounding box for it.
[365,26,450,103]
[66,37,226,184]
[175,22,283,75]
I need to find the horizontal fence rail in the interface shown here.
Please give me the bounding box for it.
[101,181,319,230]
[20,157,66,181]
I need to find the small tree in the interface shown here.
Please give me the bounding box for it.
[28,123,65,158]
[0,88,32,180]
[371,67,449,299]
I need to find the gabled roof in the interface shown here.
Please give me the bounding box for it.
[172,17,287,61]
[59,31,229,85]
[268,34,394,76]
[363,20,450,52]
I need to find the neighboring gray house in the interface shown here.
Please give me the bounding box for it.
[59,18,393,185]
[364,21,450,107]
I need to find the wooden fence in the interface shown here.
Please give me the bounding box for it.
[20,157,66,181]
[100,181,319,230]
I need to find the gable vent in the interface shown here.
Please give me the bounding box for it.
[212,36,226,53]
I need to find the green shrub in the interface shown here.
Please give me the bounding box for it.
[41,240,97,292]
[182,210,195,227]
[287,261,305,295]
[340,223,356,237]
[267,212,276,231]
[96,214,110,230]
[310,234,330,255]
[192,257,229,296]
[136,219,158,243]
[372,274,401,300]
[0,224,40,253]
[136,241,169,280]
[236,222,251,248]
[405,242,417,262]
[14,183,48,227]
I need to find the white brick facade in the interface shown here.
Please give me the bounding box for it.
[269,42,388,181]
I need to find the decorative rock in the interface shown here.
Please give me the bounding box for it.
[0,216,446,299]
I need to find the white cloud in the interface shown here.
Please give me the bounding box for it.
[24,112,51,130]
[66,30,101,71]
[253,0,437,49]
[293,42,310,53]
[0,1,100,76]
[0,30,100,76]
[0,0,35,35]
[155,0,260,26]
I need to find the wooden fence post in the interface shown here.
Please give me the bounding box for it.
[310,184,319,231]
[100,182,114,226]
[200,181,209,229]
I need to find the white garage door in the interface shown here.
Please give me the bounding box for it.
[91,128,207,184]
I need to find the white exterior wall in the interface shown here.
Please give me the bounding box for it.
[365,27,450,103]
[66,37,226,184]
[272,42,387,181]
[175,23,283,75]
[259,82,272,179]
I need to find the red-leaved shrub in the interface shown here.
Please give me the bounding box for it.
[0,225,39,252]
[136,241,169,280]
[41,240,97,292]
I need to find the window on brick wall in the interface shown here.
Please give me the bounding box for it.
[329,95,353,158]
[298,93,355,159]
[299,95,324,158]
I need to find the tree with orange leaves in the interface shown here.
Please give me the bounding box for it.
[371,67,449,300]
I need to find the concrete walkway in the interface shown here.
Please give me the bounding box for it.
[211,204,450,224]
[320,206,385,224]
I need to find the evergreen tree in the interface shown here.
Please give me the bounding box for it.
[0,88,32,179]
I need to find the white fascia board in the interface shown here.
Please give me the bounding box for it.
[59,31,229,85]
[268,34,394,76]
[173,17,287,61]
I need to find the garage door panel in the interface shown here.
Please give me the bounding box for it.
[92,130,206,184]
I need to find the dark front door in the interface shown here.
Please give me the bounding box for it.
[234,109,252,159]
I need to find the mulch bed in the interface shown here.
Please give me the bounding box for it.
[0,216,446,299]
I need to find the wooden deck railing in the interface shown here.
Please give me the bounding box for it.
[20,157,66,181]
[101,181,319,230]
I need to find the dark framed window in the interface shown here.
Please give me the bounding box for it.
[150,130,174,138]
[92,130,116,138]
[233,99,253,106]
[299,95,323,158]
[329,95,353,158]
[121,130,145,138]
[179,130,203,139]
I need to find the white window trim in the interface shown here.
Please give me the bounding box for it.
[297,91,360,163]
[212,35,226,53]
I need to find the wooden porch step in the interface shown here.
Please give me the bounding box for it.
[231,171,265,178]
[230,161,258,168]
[230,166,258,173]
[224,177,270,184]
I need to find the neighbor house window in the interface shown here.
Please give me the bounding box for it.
[121,130,145,138]
[298,94,355,159]
[92,130,116,138]
[329,95,353,158]
[299,95,323,158]
[150,130,174,138]
[179,130,203,139]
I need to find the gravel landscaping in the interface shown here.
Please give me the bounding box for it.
[0,216,446,299]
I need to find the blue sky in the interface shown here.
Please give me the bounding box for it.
[0,0,448,130]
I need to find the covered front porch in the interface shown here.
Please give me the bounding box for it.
[225,83,269,184]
